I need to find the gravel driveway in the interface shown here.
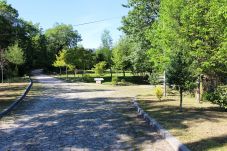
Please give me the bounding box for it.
[0,73,173,151]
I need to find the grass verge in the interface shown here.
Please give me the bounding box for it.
[0,77,30,112]
[137,88,227,151]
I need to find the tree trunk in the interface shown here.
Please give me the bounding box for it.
[123,70,125,77]
[196,75,201,103]
[1,65,3,83]
[179,87,183,112]
[110,67,112,78]
[74,68,76,77]
[59,68,62,77]
[66,67,68,79]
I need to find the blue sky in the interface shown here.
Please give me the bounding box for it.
[7,0,129,49]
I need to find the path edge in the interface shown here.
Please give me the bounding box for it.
[0,77,33,118]
[132,98,190,151]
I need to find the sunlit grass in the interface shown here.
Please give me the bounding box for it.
[53,70,148,85]
[0,81,29,112]
[137,86,227,151]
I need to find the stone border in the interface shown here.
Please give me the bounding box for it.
[0,77,33,118]
[132,98,190,151]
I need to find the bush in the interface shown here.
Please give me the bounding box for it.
[82,74,92,82]
[112,76,119,85]
[204,87,227,110]
[93,61,106,77]
[118,79,127,86]
[155,86,163,101]
[148,73,159,85]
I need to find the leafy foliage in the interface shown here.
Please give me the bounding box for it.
[155,86,163,101]
[5,42,24,65]
[111,76,119,85]
[204,87,227,110]
[94,61,106,77]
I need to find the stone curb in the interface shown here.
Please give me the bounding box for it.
[0,77,33,118]
[132,98,190,151]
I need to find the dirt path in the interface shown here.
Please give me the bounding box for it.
[0,72,173,151]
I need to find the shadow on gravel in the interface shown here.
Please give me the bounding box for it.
[0,95,166,150]
[0,76,169,150]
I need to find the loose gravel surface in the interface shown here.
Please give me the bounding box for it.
[0,72,173,151]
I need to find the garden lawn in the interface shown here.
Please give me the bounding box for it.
[53,71,148,85]
[0,78,29,112]
[137,87,227,151]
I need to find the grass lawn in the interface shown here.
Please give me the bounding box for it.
[137,86,227,151]
[0,77,30,112]
[53,71,149,85]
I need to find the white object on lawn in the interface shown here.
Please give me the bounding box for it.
[94,78,104,84]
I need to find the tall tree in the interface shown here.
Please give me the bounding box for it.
[98,30,113,77]
[112,36,132,76]
[121,0,159,50]
[45,24,82,66]
[5,42,25,77]
[53,49,67,77]
[120,0,159,75]
[0,0,19,49]
[167,50,194,112]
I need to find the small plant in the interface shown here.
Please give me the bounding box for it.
[82,74,92,82]
[155,86,163,101]
[93,61,106,77]
[112,76,119,85]
[118,79,127,86]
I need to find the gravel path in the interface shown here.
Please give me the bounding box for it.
[0,73,173,151]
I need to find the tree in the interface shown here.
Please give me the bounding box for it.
[5,42,24,65]
[4,42,24,78]
[101,30,112,49]
[120,0,159,75]
[112,36,132,76]
[94,61,106,77]
[0,49,6,83]
[166,50,195,112]
[45,23,82,65]
[180,0,227,98]
[0,0,19,49]
[53,49,67,77]
[120,0,159,50]
[148,0,227,101]
[97,30,113,77]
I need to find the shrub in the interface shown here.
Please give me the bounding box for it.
[118,79,127,86]
[112,76,119,85]
[148,73,159,85]
[204,87,227,110]
[82,74,92,82]
[94,61,106,77]
[155,86,163,101]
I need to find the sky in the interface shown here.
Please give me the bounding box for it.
[7,0,129,49]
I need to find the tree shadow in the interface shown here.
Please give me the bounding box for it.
[184,135,227,151]
[0,82,170,150]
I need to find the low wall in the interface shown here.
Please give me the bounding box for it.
[132,98,190,151]
[0,78,33,118]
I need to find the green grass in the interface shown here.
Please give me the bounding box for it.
[0,77,30,112]
[53,71,149,85]
[137,86,227,151]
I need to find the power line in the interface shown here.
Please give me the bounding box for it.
[73,17,121,27]
[0,17,122,35]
